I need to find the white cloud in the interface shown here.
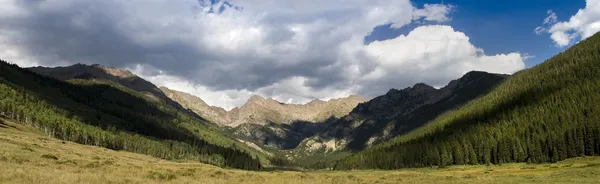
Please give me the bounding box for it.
[534,26,546,35]
[537,0,600,47]
[544,10,558,24]
[360,25,524,90]
[0,0,525,109]
[413,4,454,23]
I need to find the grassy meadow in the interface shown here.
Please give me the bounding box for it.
[1,118,600,184]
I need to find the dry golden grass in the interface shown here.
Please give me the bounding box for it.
[1,119,600,184]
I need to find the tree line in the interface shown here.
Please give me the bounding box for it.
[0,60,262,170]
[335,32,600,170]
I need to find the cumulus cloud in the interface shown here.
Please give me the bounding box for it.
[0,0,525,109]
[359,25,524,95]
[536,0,600,47]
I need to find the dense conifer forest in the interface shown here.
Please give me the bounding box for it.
[0,60,262,170]
[335,33,600,170]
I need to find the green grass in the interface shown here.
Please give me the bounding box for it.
[2,118,600,184]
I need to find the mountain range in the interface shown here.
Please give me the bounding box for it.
[295,71,508,155]
[160,87,369,127]
[2,32,599,171]
[25,62,508,154]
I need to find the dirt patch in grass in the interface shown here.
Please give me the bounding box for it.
[41,154,59,160]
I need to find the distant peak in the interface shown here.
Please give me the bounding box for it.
[310,98,325,103]
[386,88,400,95]
[413,83,433,89]
[307,98,326,105]
[459,71,508,82]
[247,95,265,102]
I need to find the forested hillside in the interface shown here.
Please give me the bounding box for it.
[0,60,262,170]
[335,33,600,170]
[303,71,506,153]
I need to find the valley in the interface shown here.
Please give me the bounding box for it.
[1,0,599,183]
[0,20,599,184]
[2,118,600,184]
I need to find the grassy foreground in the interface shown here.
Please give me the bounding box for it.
[1,119,600,184]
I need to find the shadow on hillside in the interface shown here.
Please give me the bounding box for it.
[343,74,506,151]
[0,63,211,144]
[384,81,564,150]
[237,117,339,150]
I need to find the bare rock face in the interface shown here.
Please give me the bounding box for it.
[160,87,232,125]
[159,87,369,149]
[229,95,369,127]
[160,87,369,127]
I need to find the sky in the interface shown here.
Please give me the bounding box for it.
[0,0,598,110]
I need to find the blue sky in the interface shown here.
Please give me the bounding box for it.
[366,0,586,68]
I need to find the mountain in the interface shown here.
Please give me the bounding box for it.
[335,32,600,170]
[230,95,369,127]
[27,64,196,117]
[29,64,164,102]
[0,61,264,170]
[300,71,508,153]
[286,71,507,166]
[160,87,231,125]
[160,87,369,149]
[161,87,368,127]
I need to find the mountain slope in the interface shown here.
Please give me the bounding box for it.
[162,89,368,127]
[30,64,166,102]
[305,71,507,152]
[160,87,231,125]
[0,60,263,169]
[293,71,507,157]
[228,95,369,149]
[28,64,201,119]
[160,87,369,149]
[335,32,600,170]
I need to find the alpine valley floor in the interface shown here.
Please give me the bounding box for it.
[2,118,600,184]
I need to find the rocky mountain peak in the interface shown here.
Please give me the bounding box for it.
[160,88,369,127]
[412,83,434,90]
[91,64,135,78]
[247,95,265,102]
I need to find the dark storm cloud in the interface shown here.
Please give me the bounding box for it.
[0,0,353,92]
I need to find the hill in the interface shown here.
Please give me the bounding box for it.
[335,32,600,170]
[0,60,263,169]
